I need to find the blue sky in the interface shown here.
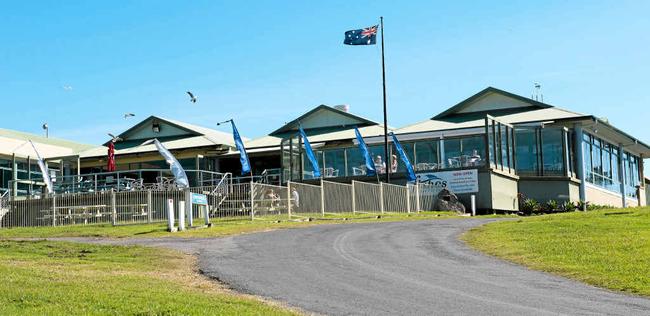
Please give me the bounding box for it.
[1,0,649,150]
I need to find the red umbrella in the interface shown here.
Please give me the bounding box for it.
[107,141,116,172]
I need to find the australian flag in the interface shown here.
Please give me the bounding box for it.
[344,25,378,45]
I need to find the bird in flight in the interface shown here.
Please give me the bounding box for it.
[123,113,135,119]
[62,85,73,91]
[186,91,197,103]
[108,133,123,143]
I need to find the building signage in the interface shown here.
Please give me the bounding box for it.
[190,193,208,206]
[416,169,479,194]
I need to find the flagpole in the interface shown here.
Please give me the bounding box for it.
[380,16,389,183]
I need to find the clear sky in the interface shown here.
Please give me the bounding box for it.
[1,0,649,150]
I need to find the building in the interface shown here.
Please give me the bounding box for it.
[0,128,94,196]
[3,87,647,211]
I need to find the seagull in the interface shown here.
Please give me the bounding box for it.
[62,85,73,91]
[108,133,123,143]
[186,91,197,103]
[123,113,135,119]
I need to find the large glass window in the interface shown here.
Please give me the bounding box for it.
[582,133,640,197]
[394,142,415,173]
[515,128,538,175]
[485,117,515,173]
[323,149,345,178]
[414,140,439,171]
[541,129,564,176]
[346,147,367,176]
[302,149,322,180]
[444,135,486,169]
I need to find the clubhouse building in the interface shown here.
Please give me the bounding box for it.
[2,87,648,211]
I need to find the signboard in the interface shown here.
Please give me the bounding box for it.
[416,169,479,194]
[190,193,208,206]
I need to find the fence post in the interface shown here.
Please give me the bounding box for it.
[406,184,411,214]
[351,181,356,214]
[147,190,152,223]
[471,195,476,216]
[52,195,56,227]
[320,179,325,217]
[287,181,292,218]
[380,183,384,214]
[185,189,193,227]
[250,181,254,221]
[111,191,117,226]
[416,183,421,213]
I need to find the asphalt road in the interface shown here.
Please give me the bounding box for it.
[81,219,650,315]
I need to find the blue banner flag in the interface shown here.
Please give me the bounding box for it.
[390,132,416,182]
[354,127,376,176]
[344,25,378,45]
[230,120,251,175]
[299,125,321,178]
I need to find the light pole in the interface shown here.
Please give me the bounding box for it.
[42,123,48,138]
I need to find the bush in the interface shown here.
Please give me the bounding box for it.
[545,200,559,213]
[560,201,577,212]
[520,198,540,215]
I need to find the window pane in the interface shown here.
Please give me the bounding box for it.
[444,138,461,168]
[515,128,538,175]
[323,149,345,178]
[368,145,387,174]
[346,147,367,176]
[414,140,439,171]
[500,127,509,169]
[302,150,322,180]
[541,128,564,176]
[394,142,415,173]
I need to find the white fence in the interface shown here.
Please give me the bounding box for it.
[0,180,444,228]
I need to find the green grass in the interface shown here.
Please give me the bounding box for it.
[0,240,296,315]
[0,211,461,239]
[463,207,650,296]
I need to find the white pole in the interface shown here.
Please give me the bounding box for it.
[185,189,193,227]
[416,183,421,213]
[203,205,210,226]
[471,194,476,216]
[250,180,255,221]
[178,201,186,231]
[406,184,411,213]
[320,178,325,217]
[146,190,152,223]
[167,198,176,232]
[287,181,292,218]
[52,195,56,227]
[380,183,384,214]
[111,191,116,226]
[351,181,356,214]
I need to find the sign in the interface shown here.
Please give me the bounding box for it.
[416,169,479,194]
[190,193,208,206]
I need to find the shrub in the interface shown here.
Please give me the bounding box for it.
[520,198,540,215]
[545,200,559,213]
[560,201,577,212]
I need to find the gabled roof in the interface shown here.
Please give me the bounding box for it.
[0,128,95,159]
[270,105,378,136]
[433,86,554,119]
[103,115,239,147]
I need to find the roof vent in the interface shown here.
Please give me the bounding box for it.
[334,104,350,113]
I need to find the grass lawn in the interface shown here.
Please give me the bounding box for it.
[0,211,462,239]
[463,207,650,296]
[0,240,296,315]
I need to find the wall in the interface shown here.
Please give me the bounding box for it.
[585,184,638,208]
[518,178,580,203]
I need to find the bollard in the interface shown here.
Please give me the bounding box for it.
[203,205,210,226]
[178,201,186,231]
[167,198,176,232]
[471,195,476,216]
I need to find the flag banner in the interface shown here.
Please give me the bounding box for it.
[299,124,321,178]
[354,127,376,176]
[107,142,116,172]
[150,139,190,189]
[390,132,416,182]
[28,140,54,194]
[344,25,378,45]
[230,120,251,175]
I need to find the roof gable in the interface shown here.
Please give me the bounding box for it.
[433,87,553,119]
[270,105,377,135]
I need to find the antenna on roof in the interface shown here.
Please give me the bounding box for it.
[532,82,544,102]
